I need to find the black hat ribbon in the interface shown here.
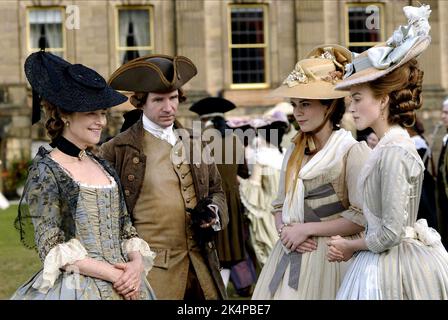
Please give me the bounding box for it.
[31,50,63,124]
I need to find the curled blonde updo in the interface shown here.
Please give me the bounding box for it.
[42,100,73,141]
[129,88,187,109]
[369,58,424,127]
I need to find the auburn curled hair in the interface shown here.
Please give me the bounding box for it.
[130,88,187,109]
[42,100,73,141]
[368,58,424,127]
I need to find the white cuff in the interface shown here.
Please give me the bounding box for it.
[208,204,221,231]
[32,238,88,294]
[121,237,156,275]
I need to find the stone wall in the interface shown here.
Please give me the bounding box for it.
[0,0,447,176]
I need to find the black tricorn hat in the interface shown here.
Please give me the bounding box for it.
[189,97,236,119]
[108,54,197,93]
[25,51,128,124]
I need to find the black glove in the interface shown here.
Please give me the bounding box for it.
[186,197,217,246]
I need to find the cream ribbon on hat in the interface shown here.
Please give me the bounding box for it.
[344,4,431,78]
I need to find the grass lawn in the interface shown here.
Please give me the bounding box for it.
[0,204,254,300]
[0,204,40,299]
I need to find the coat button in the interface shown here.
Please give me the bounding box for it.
[177,164,181,169]
[208,242,213,249]
[189,236,193,240]
[186,199,190,203]
[133,157,140,164]
[124,190,130,196]
[181,175,185,179]
[183,187,187,191]
[128,174,135,182]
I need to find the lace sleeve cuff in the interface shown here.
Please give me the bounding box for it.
[32,238,88,294]
[121,237,156,275]
[208,204,221,231]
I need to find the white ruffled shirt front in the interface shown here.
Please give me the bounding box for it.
[142,113,177,146]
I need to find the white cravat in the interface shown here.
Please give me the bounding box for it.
[142,113,177,146]
[443,134,448,147]
[142,113,221,230]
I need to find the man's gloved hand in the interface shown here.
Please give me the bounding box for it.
[186,197,217,246]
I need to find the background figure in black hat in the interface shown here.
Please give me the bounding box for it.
[406,118,438,230]
[239,112,289,270]
[437,98,448,248]
[100,55,228,300]
[12,51,156,300]
[189,97,255,297]
[263,102,297,150]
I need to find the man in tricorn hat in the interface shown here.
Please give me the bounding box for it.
[100,55,228,300]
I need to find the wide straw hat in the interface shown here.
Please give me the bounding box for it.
[336,4,431,90]
[270,44,352,100]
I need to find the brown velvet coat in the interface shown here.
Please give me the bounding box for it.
[99,119,228,299]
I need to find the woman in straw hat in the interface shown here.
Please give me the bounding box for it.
[328,4,448,299]
[251,44,371,300]
[11,51,156,300]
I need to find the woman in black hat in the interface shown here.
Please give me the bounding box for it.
[11,51,156,300]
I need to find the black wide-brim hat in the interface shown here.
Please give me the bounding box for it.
[108,54,197,93]
[189,97,236,118]
[25,51,128,124]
